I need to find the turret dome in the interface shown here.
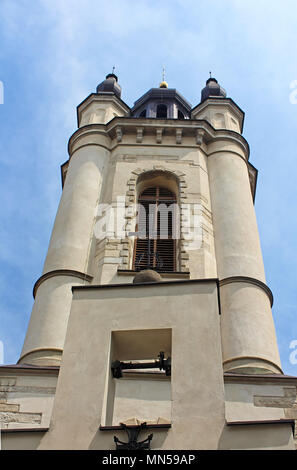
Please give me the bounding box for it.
[96,73,122,99]
[201,77,226,102]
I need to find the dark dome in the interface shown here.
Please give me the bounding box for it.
[131,87,191,119]
[96,73,122,99]
[201,77,226,102]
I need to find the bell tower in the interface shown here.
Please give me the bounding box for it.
[2,73,296,451]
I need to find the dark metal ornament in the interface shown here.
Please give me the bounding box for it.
[114,423,153,450]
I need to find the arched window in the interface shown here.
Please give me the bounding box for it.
[139,109,146,118]
[156,104,167,118]
[133,186,176,272]
[178,110,184,119]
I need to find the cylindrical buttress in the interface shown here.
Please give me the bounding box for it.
[19,142,109,365]
[207,143,282,374]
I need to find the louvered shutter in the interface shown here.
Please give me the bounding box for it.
[133,187,176,272]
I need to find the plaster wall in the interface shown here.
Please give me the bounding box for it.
[0,370,57,431]
[38,280,225,450]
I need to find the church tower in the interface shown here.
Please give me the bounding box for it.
[1,73,296,450]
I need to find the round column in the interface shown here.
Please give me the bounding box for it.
[19,133,109,366]
[208,140,282,374]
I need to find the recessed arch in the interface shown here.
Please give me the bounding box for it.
[121,167,190,273]
[136,170,180,200]
[156,104,167,118]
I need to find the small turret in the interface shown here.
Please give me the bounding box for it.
[96,73,122,99]
[201,77,226,102]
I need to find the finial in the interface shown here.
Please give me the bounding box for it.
[209,71,212,78]
[159,65,168,88]
[105,66,118,82]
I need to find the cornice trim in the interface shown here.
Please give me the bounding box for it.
[223,355,283,374]
[226,419,295,433]
[1,427,49,434]
[68,125,108,156]
[219,276,274,307]
[67,118,250,158]
[224,372,297,384]
[18,347,63,365]
[33,269,93,298]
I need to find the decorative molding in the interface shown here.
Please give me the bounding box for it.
[196,129,205,145]
[136,127,144,143]
[67,118,250,162]
[223,355,283,374]
[18,348,63,365]
[119,167,190,272]
[156,128,163,144]
[226,419,295,433]
[33,270,93,299]
[219,276,274,307]
[116,126,123,142]
[176,128,182,144]
[1,427,49,433]
[224,372,297,385]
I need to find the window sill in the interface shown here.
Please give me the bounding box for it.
[99,423,171,431]
[117,269,190,279]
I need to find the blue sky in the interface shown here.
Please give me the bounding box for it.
[0,0,296,374]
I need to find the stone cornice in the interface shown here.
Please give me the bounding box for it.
[224,372,297,385]
[68,118,250,160]
[0,363,59,376]
[225,419,295,434]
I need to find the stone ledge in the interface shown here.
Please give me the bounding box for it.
[33,269,93,299]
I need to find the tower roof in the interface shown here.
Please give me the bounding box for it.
[201,77,226,102]
[131,87,192,115]
[96,73,122,99]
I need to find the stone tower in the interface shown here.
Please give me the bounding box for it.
[1,73,296,450]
